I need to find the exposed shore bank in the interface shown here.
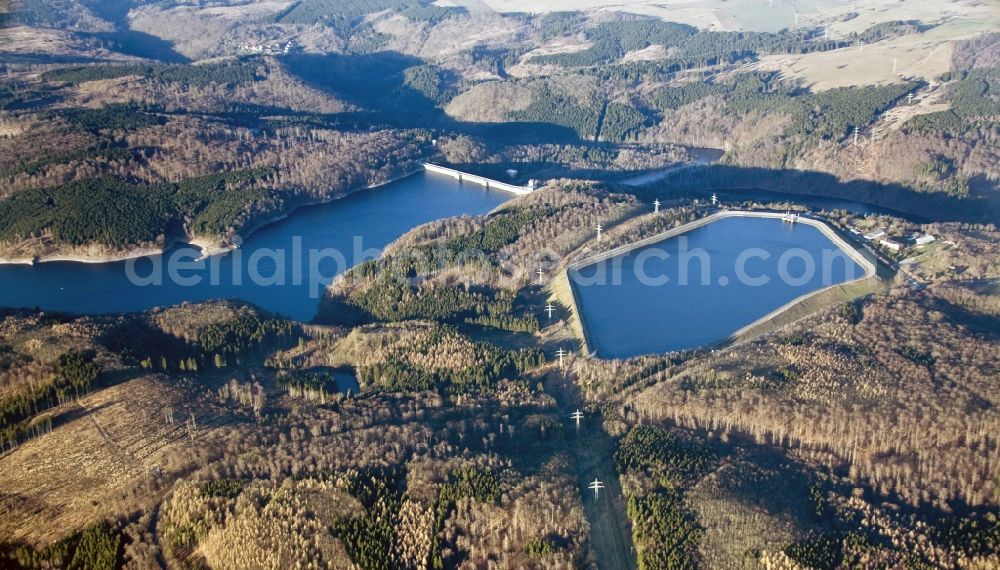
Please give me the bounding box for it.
[617,147,724,187]
[0,168,426,267]
[0,244,174,266]
[0,162,541,267]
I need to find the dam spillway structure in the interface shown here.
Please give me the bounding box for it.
[423,163,538,195]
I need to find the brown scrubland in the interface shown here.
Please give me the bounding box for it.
[2,1,999,567]
[1,181,998,568]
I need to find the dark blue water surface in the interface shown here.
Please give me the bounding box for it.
[570,216,866,358]
[331,369,361,394]
[0,172,509,321]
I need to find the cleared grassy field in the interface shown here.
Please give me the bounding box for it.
[460,0,994,34]
[728,274,887,346]
[448,0,997,95]
[0,374,217,543]
[689,455,815,569]
[754,18,997,91]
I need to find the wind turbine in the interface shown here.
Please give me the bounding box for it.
[545,303,555,320]
[589,478,605,500]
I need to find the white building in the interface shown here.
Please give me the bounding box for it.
[880,238,903,252]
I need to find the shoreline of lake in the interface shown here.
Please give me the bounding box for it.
[0,159,928,266]
[0,244,174,266]
[0,171,512,320]
[0,167,427,267]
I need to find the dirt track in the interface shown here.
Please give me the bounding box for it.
[549,369,637,570]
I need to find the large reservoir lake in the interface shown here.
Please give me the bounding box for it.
[0,172,509,321]
[569,215,868,358]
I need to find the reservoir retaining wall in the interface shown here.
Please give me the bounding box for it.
[562,210,879,358]
[423,163,535,195]
[567,210,876,276]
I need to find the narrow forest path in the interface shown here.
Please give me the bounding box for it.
[547,368,637,570]
[79,400,143,472]
[593,100,609,143]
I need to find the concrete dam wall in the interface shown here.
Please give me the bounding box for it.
[423,163,536,195]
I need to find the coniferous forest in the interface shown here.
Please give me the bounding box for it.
[1,1,998,569]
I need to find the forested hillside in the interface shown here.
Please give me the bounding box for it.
[0,295,590,568]
[3,181,997,568]
[0,56,430,260]
[1,2,998,568]
[1,3,997,262]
